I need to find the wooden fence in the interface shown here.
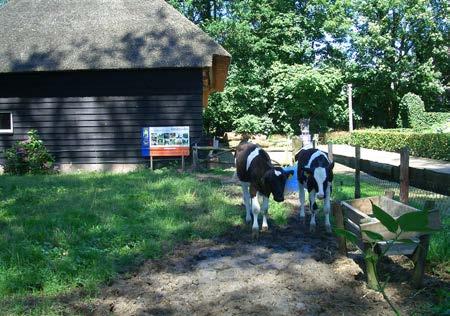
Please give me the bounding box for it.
[327,144,449,196]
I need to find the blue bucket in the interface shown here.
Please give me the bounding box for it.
[283,163,299,193]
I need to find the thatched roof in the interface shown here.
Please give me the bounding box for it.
[0,0,231,77]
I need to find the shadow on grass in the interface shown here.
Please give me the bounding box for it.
[0,169,243,314]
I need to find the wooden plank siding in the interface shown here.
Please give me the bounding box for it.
[0,69,204,165]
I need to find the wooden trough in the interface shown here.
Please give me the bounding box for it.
[333,192,441,289]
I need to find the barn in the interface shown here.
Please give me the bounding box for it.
[0,0,230,172]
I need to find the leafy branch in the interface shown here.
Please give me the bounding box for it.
[335,202,439,316]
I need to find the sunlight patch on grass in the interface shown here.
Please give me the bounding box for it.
[0,170,243,314]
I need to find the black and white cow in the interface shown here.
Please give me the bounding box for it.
[235,142,294,235]
[295,148,334,233]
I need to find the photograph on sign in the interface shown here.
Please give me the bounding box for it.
[147,126,190,157]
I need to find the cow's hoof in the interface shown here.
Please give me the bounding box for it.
[246,215,252,223]
[325,225,332,234]
[261,225,269,232]
[309,224,316,233]
[252,228,259,239]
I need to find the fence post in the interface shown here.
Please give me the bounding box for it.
[312,134,319,149]
[411,200,434,288]
[400,147,409,204]
[355,145,361,199]
[332,202,347,255]
[327,142,333,162]
[192,144,198,170]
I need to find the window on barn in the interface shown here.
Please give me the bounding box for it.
[0,112,13,134]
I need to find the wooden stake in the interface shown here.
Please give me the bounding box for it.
[327,142,333,162]
[332,202,347,255]
[348,83,353,132]
[192,144,198,170]
[400,147,409,204]
[313,134,318,149]
[181,155,185,171]
[412,234,430,288]
[364,244,378,290]
[150,156,153,171]
[355,145,361,199]
[411,200,435,288]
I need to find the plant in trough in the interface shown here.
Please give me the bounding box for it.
[334,202,439,316]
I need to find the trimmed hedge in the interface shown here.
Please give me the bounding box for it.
[324,129,450,161]
[397,93,450,130]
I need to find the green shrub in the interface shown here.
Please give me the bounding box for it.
[4,130,55,175]
[397,93,450,130]
[233,114,275,135]
[323,131,352,144]
[325,129,450,161]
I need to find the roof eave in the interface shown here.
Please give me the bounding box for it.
[202,54,231,107]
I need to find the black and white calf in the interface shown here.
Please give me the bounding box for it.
[235,142,294,235]
[295,148,334,233]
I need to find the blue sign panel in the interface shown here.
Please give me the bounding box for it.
[141,127,150,157]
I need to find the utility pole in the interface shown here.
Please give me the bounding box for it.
[348,83,353,132]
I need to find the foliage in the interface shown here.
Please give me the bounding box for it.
[167,0,448,133]
[397,93,450,129]
[4,130,55,175]
[349,0,448,127]
[334,202,439,316]
[325,129,450,161]
[233,114,275,135]
[397,93,425,128]
[267,63,346,133]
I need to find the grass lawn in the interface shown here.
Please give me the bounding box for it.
[0,169,447,315]
[0,169,245,314]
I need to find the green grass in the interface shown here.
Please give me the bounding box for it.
[0,170,447,314]
[0,169,258,314]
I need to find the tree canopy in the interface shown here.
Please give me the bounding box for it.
[167,0,448,135]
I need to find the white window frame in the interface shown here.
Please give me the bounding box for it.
[0,112,13,134]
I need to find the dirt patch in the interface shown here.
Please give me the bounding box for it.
[88,218,445,315]
[87,171,448,316]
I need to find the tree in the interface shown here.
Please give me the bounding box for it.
[166,0,448,134]
[349,0,448,127]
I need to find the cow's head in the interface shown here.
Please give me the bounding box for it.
[304,162,334,200]
[263,167,294,202]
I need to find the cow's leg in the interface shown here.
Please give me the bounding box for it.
[260,194,269,231]
[250,185,260,237]
[241,182,252,223]
[309,190,317,233]
[299,182,306,225]
[324,182,332,233]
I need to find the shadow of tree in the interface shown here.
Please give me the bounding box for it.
[0,170,242,313]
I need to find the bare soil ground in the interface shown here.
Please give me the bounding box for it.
[87,171,448,316]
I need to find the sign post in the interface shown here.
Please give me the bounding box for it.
[141,126,190,170]
[348,83,353,132]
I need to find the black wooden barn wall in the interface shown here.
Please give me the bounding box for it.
[0,69,203,164]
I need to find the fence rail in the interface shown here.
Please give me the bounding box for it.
[327,144,449,196]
